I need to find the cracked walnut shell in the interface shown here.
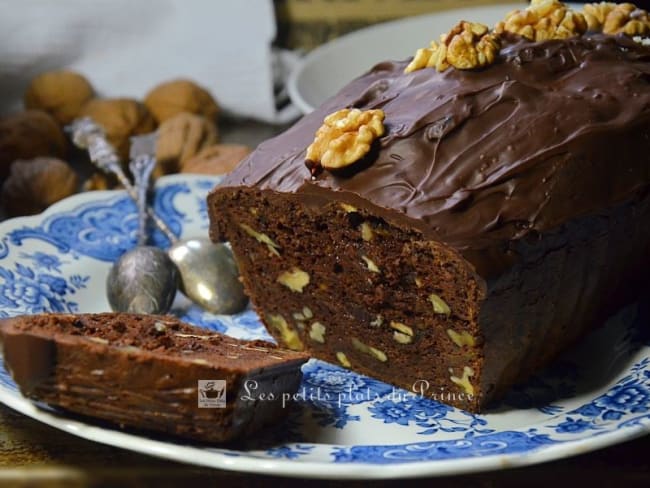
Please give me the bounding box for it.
[155,112,218,176]
[583,2,650,35]
[306,108,385,172]
[495,0,588,41]
[1,157,78,217]
[24,70,94,125]
[182,143,251,175]
[82,172,118,192]
[0,110,66,182]
[144,79,219,124]
[78,98,156,161]
[405,21,500,73]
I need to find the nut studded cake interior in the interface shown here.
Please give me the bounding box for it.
[209,1,650,413]
[213,190,486,409]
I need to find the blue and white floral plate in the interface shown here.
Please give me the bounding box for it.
[0,174,648,479]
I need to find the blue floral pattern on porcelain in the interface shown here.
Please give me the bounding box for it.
[0,174,648,469]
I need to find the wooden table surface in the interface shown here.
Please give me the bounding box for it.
[0,401,648,487]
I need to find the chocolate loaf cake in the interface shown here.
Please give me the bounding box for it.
[208,2,650,411]
[0,313,309,442]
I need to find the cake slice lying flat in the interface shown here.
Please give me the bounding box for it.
[0,313,309,443]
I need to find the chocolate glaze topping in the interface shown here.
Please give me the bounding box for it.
[218,34,650,251]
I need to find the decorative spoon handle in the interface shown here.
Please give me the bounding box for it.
[67,117,178,245]
[68,117,131,188]
[129,154,156,246]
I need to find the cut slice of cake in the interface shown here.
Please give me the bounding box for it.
[0,313,309,442]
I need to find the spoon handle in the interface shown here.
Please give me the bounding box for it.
[68,117,132,189]
[68,118,178,245]
[129,154,156,246]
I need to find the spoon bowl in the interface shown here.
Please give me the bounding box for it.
[168,238,248,314]
[106,246,179,314]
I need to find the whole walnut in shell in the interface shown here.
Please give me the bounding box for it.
[82,172,118,192]
[78,98,156,161]
[24,70,94,125]
[1,157,78,217]
[182,143,251,175]
[0,110,66,182]
[144,79,219,124]
[155,112,218,176]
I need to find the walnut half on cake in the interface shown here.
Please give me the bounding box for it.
[208,3,650,412]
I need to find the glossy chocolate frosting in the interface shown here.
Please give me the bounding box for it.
[218,34,650,251]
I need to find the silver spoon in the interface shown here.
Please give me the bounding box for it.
[69,118,248,315]
[106,154,179,314]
